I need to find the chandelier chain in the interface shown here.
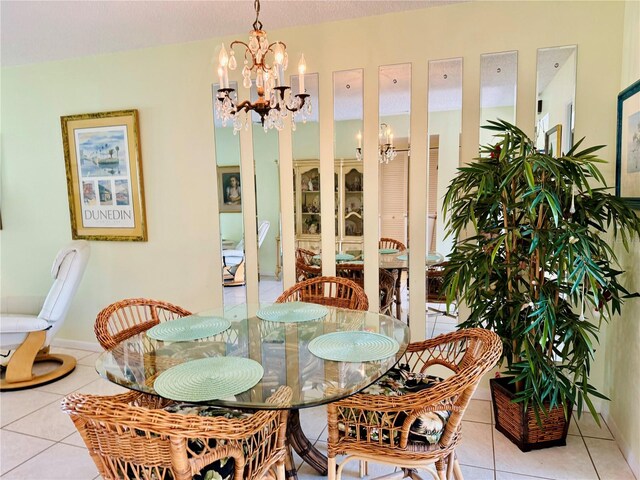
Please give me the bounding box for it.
[252,0,263,31]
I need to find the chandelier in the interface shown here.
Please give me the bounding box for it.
[215,0,311,133]
[355,123,398,163]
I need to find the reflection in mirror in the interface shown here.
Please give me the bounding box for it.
[379,63,411,321]
[479,51,517,147]
[249,88,283,302]
[213,81,246,306]
[333,69,364,288]
[535,45,577,154]
[291,73,322,275]
[426,58,462,325]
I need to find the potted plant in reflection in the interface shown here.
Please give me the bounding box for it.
[442,120,640,451]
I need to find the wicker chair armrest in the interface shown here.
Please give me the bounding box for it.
[333,381,465,412]
[398,404,462,449]
[62,386,292,440]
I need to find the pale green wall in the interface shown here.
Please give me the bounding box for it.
[253,125,280,276]
[428,109,462,257]
[604,1,640,475]
[479,106,517,147]
[537,50,577,153]
[292,121,320,160]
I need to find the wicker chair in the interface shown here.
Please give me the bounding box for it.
[335,263,365,288]
[95,298,192,350]
[379,238,407,252]
[276,276,369,311]
[327,328,501,480]
[295,258,322,282]
[296,248,317,265]
[62,387,292,480]
[379,268,398,317]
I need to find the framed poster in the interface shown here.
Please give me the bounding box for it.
[616,79,640,209]
[61,110,147,241]
[217,166,242,213]
[544,124,562,156]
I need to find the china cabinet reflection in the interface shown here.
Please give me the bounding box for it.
[294,159,363,253]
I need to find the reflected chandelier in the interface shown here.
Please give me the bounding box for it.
[215,0,311,133]
[355,123,398,164]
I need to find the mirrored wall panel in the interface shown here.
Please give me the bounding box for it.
[291,73,322,269]
[535,45,577,155]
[379,63,411,320]
[333,69,364,287]
[250,88,282,302]
[427,58,462,259]
[213,81,246,305]
[479,51,518,147]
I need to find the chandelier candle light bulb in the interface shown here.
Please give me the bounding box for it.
[214,0,311,132]
[298,54,306,94]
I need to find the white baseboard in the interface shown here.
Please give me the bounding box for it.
[52,338,101,353]
[602,404,640,479]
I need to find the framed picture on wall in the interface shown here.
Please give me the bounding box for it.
[544,124,562,156]
[217,166,242,213]
[61,110,147,241]
[616,79,640,209]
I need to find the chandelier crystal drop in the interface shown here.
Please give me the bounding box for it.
[355,123,398,164]
[215,0,310,133]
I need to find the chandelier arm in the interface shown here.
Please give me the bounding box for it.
[285,94,310,113]
[230,40,249,50]
[267,41,287,50]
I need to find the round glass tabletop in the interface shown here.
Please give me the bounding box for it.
[96,303,410,410]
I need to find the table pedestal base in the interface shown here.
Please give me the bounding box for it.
[284,409,328,479]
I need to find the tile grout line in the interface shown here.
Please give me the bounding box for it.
[579,424,603,480]
[491,415,497,480]
[0,437,62,478]
[598,414,638,479]
[1,394,65,429]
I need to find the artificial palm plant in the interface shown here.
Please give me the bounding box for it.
[442,120,640,443]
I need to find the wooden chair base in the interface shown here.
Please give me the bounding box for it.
[223,261,246,287]
[1,331,77,391]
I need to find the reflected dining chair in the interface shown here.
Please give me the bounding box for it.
[276,276,369,311]
[295,258,322,283]
[335,263,365,289]
[62,386,293,480]
[94,298,192,350]
[379,268,398,317]
[295,248,317,265]
[379,237,407,252]
[327,328,501,480]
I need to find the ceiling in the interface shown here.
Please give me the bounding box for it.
[1,0,463,67]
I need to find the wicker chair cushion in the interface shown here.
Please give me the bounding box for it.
[162,404,254,480]
[344,364,451,446]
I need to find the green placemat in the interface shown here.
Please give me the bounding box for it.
[379,248,399,254]
[343,260,364,265]
[146,316,231,342]
[396,253,408,261]
[427,253,445,263]
[153,357,263,402]
[336,253,355,262]
[257,302,329,323]
[308,331,400,362]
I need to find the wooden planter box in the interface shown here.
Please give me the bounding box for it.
[490,377,572,452]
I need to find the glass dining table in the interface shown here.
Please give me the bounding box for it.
[96,303,410,479]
